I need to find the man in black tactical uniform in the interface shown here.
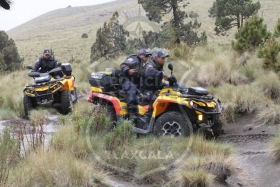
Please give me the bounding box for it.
[142,50,170,121]
[120,49,152,119]
[32,49,59,73]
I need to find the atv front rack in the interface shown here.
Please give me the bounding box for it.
[24,78,63,104]
[162,92,223,115]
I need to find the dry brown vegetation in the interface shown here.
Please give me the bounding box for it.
[270,132,280,161]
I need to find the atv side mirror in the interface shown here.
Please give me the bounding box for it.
[26,66,33,70]
[168,64,173,71]
[168,63,173,75]
[57,62,62,67]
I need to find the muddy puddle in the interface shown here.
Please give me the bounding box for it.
[0,115,60,154]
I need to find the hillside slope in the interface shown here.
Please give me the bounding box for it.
[7,0,280,64]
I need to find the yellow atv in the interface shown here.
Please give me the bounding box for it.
[87,64,223,138]
[23,63,78,118]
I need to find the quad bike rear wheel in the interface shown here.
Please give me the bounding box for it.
[23,95,34,119]
[154,111,192,137]
[60,90,72,115]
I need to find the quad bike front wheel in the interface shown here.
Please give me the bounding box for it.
[23,95,34,119]
[60,90,73,115]
[154,111,192,137]
[211,115,223,138]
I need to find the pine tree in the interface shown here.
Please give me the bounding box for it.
[138,0,206,45]
[258,38,280,73]
[90,12,129,61]
[208,1,217,18]
[0,31,23,71]
[215,0,261,34]
[232,16,271,53]
[0,53,7,71]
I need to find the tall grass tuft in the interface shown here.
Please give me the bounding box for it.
[270,132,280,161]
[253,71,280,99]
[212,84,264,122]
[0,128,20,185]
[255,103,280,125]
[174,136,235,186]
[0,108,17,120]
[177,156,215,187]
[51,125,98,159]
[6,149,106,187]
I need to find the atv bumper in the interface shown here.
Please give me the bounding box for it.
[24,80,63,104]
[188,98,223,115]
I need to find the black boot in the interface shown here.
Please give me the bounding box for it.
[127,105,137,120]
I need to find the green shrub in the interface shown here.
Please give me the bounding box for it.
[104,118,136,152]
[174,48,181,57]
[232,16,271,53]
[274,19,280,37]
[81,33,88,38]
[258,38,280,73]
[74,107,110,135]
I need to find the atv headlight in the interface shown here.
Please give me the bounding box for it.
[198,114,203,121]
[206,102,216,108]
[189,100,198,108]
[190,100,194,107]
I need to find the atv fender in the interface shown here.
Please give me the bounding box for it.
[60,76,75,91]
[88,91,122,115]
[152,97,188,118]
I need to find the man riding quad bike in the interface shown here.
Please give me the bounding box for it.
[88,61,223,138]
[23,56,78,118]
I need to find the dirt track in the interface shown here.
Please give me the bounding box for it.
[216,115,280,187]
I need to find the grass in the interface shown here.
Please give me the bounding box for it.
[255,103,280,125]
[270,132,280,161]
[177,158,215,187]
[51,125,94,159]
[253,71,280,100]
[172,136,235,186]
[50,110,236,186]
[0,128,20,185]
[6,149,106,187]
[0,108,18,120]
[0,103,236,186]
